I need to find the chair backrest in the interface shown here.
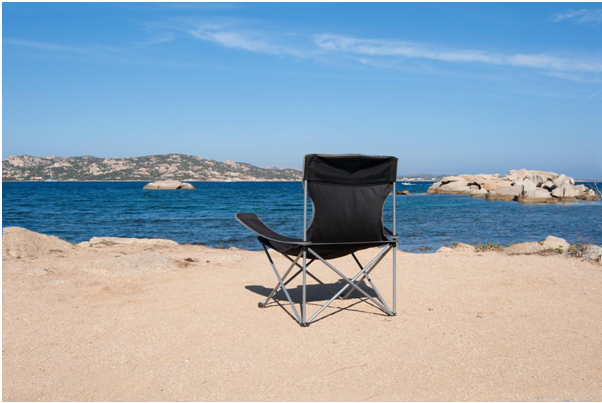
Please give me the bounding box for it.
[303,154,398,243]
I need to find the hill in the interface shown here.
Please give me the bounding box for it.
[2,154,302,182]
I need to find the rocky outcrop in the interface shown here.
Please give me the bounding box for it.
[427,169,599,203]
[87,237,178,247]
[396,190,410,195]
[582,245,602,263]
[143,180,196,190]
[505,242,546,255]
[2,227,74,259]
[486,185,523,201]
[542,235,570,252]
[436,243,475,253]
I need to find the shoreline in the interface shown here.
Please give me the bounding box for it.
[3,179,598,183]
[3,227,601,401]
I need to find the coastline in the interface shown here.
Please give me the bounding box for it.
[2,228,601,401]
[1,179,304,183]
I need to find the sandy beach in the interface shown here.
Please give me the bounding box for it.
[2,228,601,401]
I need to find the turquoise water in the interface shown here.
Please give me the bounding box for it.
[2,181,601,252]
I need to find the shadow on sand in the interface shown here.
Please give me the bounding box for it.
[245,280,388,324]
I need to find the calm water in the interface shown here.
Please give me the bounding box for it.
[2,181,601,252]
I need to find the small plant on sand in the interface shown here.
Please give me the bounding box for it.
[555,246,564,254]
[568,244,586,257]
[475,243,504,252]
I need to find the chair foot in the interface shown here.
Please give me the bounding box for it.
[258,302,266,308]
[300,322,310,327]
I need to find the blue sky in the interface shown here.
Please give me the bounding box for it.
[2,3,601,177]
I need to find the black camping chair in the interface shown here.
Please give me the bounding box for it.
[236,154,399,326]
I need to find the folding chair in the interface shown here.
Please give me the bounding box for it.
[236,154,399,326]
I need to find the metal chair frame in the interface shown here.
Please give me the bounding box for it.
[256,181,398,327]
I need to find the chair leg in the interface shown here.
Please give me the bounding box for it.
[302,249,308,326]
[261,245,302,324]
[282,255,336,296]
[393,241,397,315]
[259,245,396,326]
[308,247,393,316]
[259,250,303,308]
[346,253,393,315]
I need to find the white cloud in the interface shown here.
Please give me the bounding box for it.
[3,39,88,53]
[550,9,602,24]
[314,34,602,74]
[187,24,307,58]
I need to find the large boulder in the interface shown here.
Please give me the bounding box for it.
[453,242,476,252]
[552,174,574,189]
[573,184,589,196]
[525,172,546,187]
[573,185,600,201]
[551,183,577,199]
[541,236,570,252]
[2,227,74,259]
[426,182,441,194]
[518,179,537,195]
[541,180,554,190]
[582,245,602,263]
[471,177,510,191]
[518,188,557,203]
[143,180,196,190]
[579,189,601,201]
[470,188,488,198]
[436,177,471,194]
[486,185,523,201]
[507,169,530,181]
[505,242,546,255]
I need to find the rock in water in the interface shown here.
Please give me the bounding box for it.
[486,185,523,201]
[552,174,575,189]
[2,227,74,258]
[471,188,488,198]
[542,236,570,252]
[396,190,410,195]
[518,188,557,203]
[551,183,577,199]
[143,180,196,190]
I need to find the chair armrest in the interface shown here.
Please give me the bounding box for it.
[383,226,400,239]
[235,213,306,244]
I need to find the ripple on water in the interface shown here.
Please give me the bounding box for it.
[2,181,601,253]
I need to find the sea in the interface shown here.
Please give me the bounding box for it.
[2,181,601,253]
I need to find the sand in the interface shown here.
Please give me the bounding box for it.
[2,229,602,401]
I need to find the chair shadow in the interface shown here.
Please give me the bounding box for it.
[246,279,377,302]
[245,279,388,324]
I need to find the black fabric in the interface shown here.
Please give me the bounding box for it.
[303,154,397,185]
[236,154,398,260]
[306,182,392,243]
[258,237,393,260]
[236,213,302,243]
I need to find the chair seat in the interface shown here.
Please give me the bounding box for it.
[259,237,394,260]
[236,213,395,260]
